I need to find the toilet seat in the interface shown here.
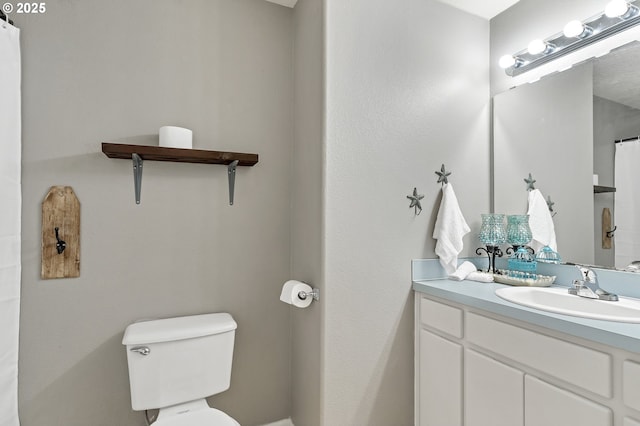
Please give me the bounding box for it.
[153,408,240,426]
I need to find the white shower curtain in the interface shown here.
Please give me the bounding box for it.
[615,141,640,269]
[0,19,21,426]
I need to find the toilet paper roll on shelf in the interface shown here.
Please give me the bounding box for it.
[159,126,193,149]
[280,280,319,308]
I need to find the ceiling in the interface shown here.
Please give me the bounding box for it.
[265,0,518,16]
[593,41,640,111]
[436,0,520,19]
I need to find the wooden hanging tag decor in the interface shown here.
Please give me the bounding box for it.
[41,186,80,279]
[602,207,613,250]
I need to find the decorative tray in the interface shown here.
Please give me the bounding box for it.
[493,270,556,287]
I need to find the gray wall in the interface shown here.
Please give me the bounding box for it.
[593,96,640,266]
[18,1,293,425]
[323,0,490,424]
[493,64,594,265]
[291,0,323,425]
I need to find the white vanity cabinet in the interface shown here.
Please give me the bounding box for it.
[524,375,612,426]
[416,297,463,426]
[418,329,462,426]
[465,349,523,426]
[415,292,640,426]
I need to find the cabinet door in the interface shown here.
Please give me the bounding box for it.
[465,349,524,426]
[525,375,612,426]
[419,329,462,426]
[623,360,640,411]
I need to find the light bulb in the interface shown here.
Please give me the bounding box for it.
[528,39,547,55]
[499,54,516,69]
[605,0,629,18]
[563,20,586,38]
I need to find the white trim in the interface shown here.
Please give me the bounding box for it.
[260,419,295,426]
[264,0,298,8]
[0,22,21,426]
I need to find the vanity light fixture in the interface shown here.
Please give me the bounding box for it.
[500,0,640,76]
[563,20,593,38]
[527,39,545,55]
[527,39,554,55]
[499,54,521,69]
[605,0,636,18]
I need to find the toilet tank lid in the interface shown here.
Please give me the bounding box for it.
[122,313,237,345]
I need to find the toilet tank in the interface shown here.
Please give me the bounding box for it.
[122,313,237,411]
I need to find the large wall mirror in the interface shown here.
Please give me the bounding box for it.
[493,40,640,270]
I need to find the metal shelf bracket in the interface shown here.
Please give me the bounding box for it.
[227,160,239,206]
[132,153,143,204]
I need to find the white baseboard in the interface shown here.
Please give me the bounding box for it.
[260,419,294,426]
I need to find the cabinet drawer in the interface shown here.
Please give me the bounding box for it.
[623,360,640,411]
[525,375,612,426]
[467,312,612,397]
[420,296,463,338]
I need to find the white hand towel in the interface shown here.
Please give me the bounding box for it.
[527,189,557,253]
[433,183,471,275]
[449,261,477,281]
[466,271,494,283]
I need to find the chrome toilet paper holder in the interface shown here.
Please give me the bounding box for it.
[297,288,320,302]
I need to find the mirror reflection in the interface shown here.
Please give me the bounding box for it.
[493,40,640,271]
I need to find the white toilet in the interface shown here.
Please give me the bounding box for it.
[122,313,240,426]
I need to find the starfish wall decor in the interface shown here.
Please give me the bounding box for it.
[407,187,424,215]
[546,195,557,217]
[524,173,536,191]
[546,195,555,212]
[435,164,451,185]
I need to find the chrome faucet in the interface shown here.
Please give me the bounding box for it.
[569,265,618,301]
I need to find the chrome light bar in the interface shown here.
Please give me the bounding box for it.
[502,0,640,76]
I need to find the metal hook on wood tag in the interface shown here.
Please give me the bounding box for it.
[606,226,617,238]
[54,227,66,254]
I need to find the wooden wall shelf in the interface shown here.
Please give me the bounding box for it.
[594,185,616,194]
[101,143,258,166]
[101,142,258,205]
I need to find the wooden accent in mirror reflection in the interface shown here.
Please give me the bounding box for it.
[602,208,612,250]
[41,186,80,279]
[101,143,259,166]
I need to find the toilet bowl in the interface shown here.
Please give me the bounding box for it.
[122,313,240,425]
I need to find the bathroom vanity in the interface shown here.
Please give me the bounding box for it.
[413,259,640,426]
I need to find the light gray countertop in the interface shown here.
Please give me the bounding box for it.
[412,260,640,354]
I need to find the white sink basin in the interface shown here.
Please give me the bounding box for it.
[495,287,640,323]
